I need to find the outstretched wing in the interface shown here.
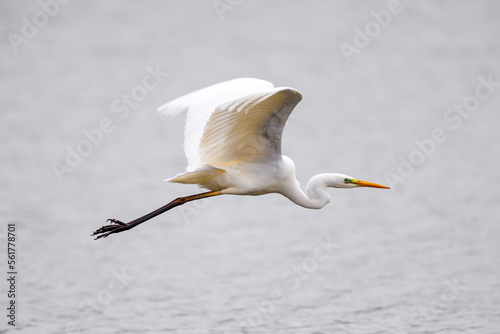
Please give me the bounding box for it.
[157,78,274,171]
[198,87,302,167]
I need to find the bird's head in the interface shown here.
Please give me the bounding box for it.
[333,174,390,189]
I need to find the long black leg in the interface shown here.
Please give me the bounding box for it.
[92,190,222,240]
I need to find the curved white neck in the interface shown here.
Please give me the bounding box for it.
[282,173,347,209]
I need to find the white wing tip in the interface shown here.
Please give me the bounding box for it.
[157,103,187,117]
[156,77,275,117]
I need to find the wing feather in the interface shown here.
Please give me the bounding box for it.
[198,87,302,167]
[157,78,274,171]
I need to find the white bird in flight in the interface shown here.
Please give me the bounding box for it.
[92,78,389,239]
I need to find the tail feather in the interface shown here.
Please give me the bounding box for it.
[166,165,226,190]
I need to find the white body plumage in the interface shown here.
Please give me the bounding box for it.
[157,78,389,209]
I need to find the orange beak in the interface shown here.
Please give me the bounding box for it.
[353,180,390,189]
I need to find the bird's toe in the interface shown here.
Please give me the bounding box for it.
[106,219,126,226]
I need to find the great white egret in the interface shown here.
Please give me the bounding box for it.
[92,78,389,240]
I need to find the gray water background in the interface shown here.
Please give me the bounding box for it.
[1,1,500,333]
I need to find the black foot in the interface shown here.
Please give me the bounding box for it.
[92,219,130,240]
[106,218,126,226]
